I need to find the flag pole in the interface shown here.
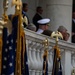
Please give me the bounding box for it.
[51,31,63,75]
[42,38,49,75]
[11,0,27,74]
[11,0,22,75]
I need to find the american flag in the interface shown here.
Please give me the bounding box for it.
[1,15,29,75]
[42,55,48,75]
[2,27,16,75]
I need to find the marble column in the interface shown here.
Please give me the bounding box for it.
[39,0,73,42]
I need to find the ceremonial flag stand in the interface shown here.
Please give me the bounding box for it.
[12,0,29,75]
[0,0,29,75]
[51,31,63,75]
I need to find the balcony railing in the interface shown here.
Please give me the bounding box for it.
[25,29,75,75]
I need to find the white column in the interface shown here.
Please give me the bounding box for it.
[62,50,71,75]
[39,0,72,42]
[7,0,15,15]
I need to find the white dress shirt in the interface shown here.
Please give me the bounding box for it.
[36,29,44,34]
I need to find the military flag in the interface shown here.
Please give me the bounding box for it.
[1,15,29,75]
[42,38,49,75]
[52,47,62,75]
[1,0,29,74]
[58,58,62,75]
[42,53,48,75]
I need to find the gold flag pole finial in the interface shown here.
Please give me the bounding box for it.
[42,38,49,57]
[11,0,22,15]
[43,38,49,49]
[51,31,63,46]
[51,32,63,75]
[42,38,49,75]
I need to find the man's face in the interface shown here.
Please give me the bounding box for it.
[38,8,43,14]
[23,5,28,12]
[62,30,67,38]
[45,25,48,30]
[42,24,48,30]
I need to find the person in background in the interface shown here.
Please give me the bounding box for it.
[26,23,36,31]
[64,32,70,41]
[36,18,52,36]
[72,12,75,43]
[22,3,30,28]
[58,26,70,41]
[32,6,43,31]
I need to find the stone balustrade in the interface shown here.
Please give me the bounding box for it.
[0,21,75,75]
[25,29,75,75]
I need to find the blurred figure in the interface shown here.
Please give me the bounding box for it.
[22,3,30,27]
[26,23,36,31]
[58,26,70,41]
[36,18,52,36]
[64,32,70,41]
[72,12,75,43]
[42,29,52,36]
[32,6,43,31]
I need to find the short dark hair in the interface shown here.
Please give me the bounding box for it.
[36,6,42,12]
[22,3,28,9]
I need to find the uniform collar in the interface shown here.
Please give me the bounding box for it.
[22,11,26,14]
[36,29,44,34]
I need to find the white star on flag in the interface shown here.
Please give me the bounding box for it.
[6,40,9,44]
[3,65,6,69]
[12,55,14,59]
[4,57,7,61]
[5,48,8,52]
[9,46,12,50]
[9,63,13,67]
[10,72,14,75]
[11,39,13,43]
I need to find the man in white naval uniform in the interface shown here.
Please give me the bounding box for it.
[36,18,52,36]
